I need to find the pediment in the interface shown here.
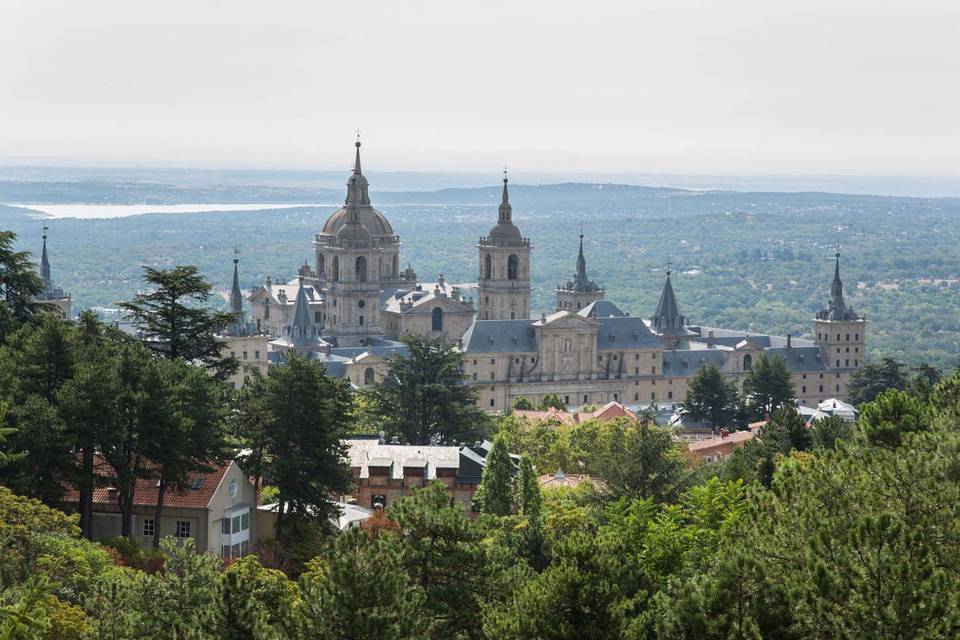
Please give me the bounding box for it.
[535,310,599,330]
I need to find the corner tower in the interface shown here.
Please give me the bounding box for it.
[476,171,531,320]
[556,233,603,311]
[814,249,866,372]
[314,138,402,345]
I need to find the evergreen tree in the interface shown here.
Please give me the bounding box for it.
[743,353,795,420]
[119,265,236,379]
[0,230,44,344]
[370,335,488,444]
[298,528,426,640]
[859,388,928,448]
[683,362,741,432]
[595,418,686,502]
[389,482,491,640]
[512,396,534,410]
[473,434,515,516]
[847,356,909,405]
[517,455,542,521]
[259,353,352,530]
[811,415,853,450]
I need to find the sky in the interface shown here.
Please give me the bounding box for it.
[3,0,960,176]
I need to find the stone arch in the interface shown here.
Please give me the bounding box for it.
[507,254,519,280]
[743,354,752,370]
[364,367,375,386]
[356,256,367,283]
[432,307,443,331]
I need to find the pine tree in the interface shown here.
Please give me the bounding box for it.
[0,230,44,344]
[473,434,515,516]
[684,362,741,432]
[119,265,237,379]
[370,334,488,444]
[743,353,795,420]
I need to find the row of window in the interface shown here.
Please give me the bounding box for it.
[482,253,521,280]
[801,384,842,394]
[818,332,861,342]
[229,350,261,360]
[142,519,191,538]
[319,254,398,283]
[220,511,251,535]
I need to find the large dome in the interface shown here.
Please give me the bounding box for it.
[322,205,395,237]
[486,220,523,242]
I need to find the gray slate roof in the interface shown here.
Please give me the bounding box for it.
[596,316,661,350]
[461,319,537,353]
[578,300,626,319]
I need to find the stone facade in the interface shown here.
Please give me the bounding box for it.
[475,176,532,321]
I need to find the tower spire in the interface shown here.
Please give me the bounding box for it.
[40,225,51,290]
[230,242,243,319]
[498,166,512,223]
[576,232,586,277]
[344,134,371,207]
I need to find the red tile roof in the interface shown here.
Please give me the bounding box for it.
[514,402,639,427]
[62,455,230,510]
[538,472,606,491]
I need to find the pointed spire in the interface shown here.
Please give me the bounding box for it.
[40,225,51,290]
[230,243,243,319]
[498,166,512,223]
[831,249,843,299]
[345,134,371,207]
[651,264,688,336]
[576,233,586,277]
[284,276,321,347]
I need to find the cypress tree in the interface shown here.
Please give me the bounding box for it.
[473,434,515,516]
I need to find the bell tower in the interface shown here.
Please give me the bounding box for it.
[813,248,867,397]
[476,170,531,320]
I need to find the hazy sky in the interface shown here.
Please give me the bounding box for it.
[3,0,960,175]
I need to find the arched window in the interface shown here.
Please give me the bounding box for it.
[743,354,753,370]
[484,254,492,280]
[507,254,519,280]
[263,300,270,319]
[356,256,367,283]
[432,307,443,331]
[332,256,339,282]
[563,337,572,352]
[364,367,375,386]
[318,254,325,277]
[392,254,399,279]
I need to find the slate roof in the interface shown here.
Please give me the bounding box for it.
[578,300,626,319]
[460,319,537,353]
[691,327,816,349]
[596,316,661,350]
[662,349,731,376]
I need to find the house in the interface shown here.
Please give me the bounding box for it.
[62,458,260,559]
[685,422,766,465]
[343,436,512,512]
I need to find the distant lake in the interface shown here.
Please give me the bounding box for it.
[4,203,338,219]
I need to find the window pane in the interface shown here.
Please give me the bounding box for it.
[232,516,241,533]
[221,518,230,534]
[241,512,250,530]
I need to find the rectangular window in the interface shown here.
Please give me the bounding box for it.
[651,366,656,375]
[489,372,495,380]
[222,545,230,558]
[668,391,673,399]
[613,393,618,401]
[845,359,849,367]
[472,373,477,380]
[635,367,639,375]
[359,315,364,326]
[634,393,639,401]
[221,518,230,534]
[583,394,588,403]
[836,360,840,367]
[846,334,850,341]
[242,351,248,360]
[489,398,495,407]
[176,521,191,538]
[819,385,824,393]
[232,515,241,534]
[490,359,495,365]
[314,311,322,322]
[802,385,807,393]
[241,512,249,530]
[836,384,841,392]
[143,519,155,537]
[636,354,640,360]
[255,350,260,359]
[855,334,859,341]
[650,392,656,401]
[564,395,570,405]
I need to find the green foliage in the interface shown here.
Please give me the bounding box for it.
[811,414,854,450]
[473,434,515,516]
[743,353,795,419]
[593,419,687,502]
[538,393,566,411]
[848,356,910,405]
[299,528,425,640]
[683,362,742,431]
[119,265,237,379]
[0,230,43,344]
[370,334,489,444]
[859,387,929,448]
[511,396,534,410]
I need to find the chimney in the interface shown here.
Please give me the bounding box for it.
[707,329,715,340]
[719,428,730,438]
[787,333,792,349]
[389,435,400,445]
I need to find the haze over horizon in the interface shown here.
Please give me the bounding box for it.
[4,0,960,178]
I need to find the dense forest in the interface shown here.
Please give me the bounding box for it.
[2,179,959,370]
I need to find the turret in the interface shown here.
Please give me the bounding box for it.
[555,232,604,311]
[813,248,866,398]
[476,169,532,320]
